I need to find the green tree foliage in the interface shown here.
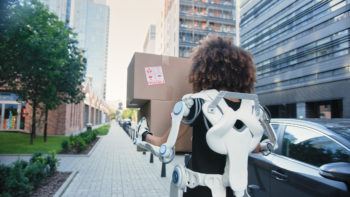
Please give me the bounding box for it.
[121,108,138,120]
[0,0,19,86]
[0,0,86,144]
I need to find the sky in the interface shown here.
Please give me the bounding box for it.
[105,0,162,104]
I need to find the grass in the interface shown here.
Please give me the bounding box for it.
[94,124,110,136]
[0,131,69,154]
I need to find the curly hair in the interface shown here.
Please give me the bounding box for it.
[189,35,256,93]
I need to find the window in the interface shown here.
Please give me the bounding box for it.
[281,126,350,167]
[261,123,279,141]
[3,104,18,129]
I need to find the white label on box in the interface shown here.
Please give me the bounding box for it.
[145,66,165,85]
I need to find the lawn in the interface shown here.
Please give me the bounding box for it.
[0,131,69,154]
[94,124,110,136]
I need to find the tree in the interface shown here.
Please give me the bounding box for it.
[41,33,86,142]
[121,108,139,121]
[0,0,20,86]
[0,0,86,144]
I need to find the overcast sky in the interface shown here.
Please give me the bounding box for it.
[105,0,162,104]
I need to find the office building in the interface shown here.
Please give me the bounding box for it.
[161,0,237,58]
[240,0,350,118]
[72,0,110,99]
[40,0,71,22]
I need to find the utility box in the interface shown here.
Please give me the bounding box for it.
[127,52,193,152]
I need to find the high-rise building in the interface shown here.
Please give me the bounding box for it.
[42,0,109,99]
[143,24,157,53]
[40,0,70,22]
[72,0,110,99]
[161,0,237,58]
[240,0,350,118]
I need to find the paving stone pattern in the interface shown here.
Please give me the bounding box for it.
[0,122,186,197]
[62,122,178,197]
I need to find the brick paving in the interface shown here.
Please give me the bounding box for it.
[62,122,179,197]
[0,122,185,197]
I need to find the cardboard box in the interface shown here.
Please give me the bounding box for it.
[127,53,193,152]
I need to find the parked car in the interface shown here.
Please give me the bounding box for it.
[121,119,132,135]
[248,118,350,197]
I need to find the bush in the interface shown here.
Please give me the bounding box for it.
[70,136,87,153]
[61,140,70,152]
[80,130,97,144]
[45,152,58,175]
[0,152,59,197]
[30,152,45,164]
[24,161,47,188]
[61,129,100,153]
[94,125,110,136]
[0,165,10,193]
[5,161,32,197]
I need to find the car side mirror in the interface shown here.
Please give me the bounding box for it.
[319,162,350,185]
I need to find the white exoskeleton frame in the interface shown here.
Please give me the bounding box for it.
[133,90,278,197]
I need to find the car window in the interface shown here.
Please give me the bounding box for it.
[281,125,350,167]
[261,123,279,141]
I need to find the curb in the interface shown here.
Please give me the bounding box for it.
[87,136,103,157]
[0,154,32,156]
[53,171,79,197]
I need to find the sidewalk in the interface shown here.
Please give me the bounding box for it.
[62,122,177,197]
[0,122,184,196]
[0,123,183,197]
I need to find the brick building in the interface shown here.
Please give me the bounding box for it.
[0,77,111,135]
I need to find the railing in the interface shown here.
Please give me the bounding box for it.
[179,26,235,36]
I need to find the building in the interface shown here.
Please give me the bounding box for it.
[161,0,237,58]
[44,0,110,122]
[0,79,110,135]
[143,24,157,53]
[42,0,110,99]
[40,0,71,23]
[72,0,110,99]
[240,0,350,118]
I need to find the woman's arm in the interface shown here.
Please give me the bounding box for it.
[145,123,190,146]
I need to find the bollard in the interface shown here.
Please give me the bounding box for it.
[86,123,92,132]
[150,153,154,163]
[161,163,166,177]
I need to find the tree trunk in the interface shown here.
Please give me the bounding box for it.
[44,106,48,142]
[30,100,37,145]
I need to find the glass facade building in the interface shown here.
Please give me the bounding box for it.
[240,0,350,118]
[162,0,237,58]
[42,0,109,99]
[72,0,110,99]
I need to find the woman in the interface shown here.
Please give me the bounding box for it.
[142,35,257,197]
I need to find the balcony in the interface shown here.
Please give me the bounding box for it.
[180,13,235,25]
[180,0,234,8]
[208,1,234,10]
[180,26,235,37]
[180,12,208,21]
[207,15,235,24]
[180,0,209,7]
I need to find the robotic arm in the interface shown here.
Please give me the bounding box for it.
[133,100,191,164]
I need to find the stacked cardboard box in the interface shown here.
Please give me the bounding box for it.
[127,52,193,152]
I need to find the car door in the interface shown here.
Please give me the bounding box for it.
[248,124,283,197]
[270,125,350,197]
